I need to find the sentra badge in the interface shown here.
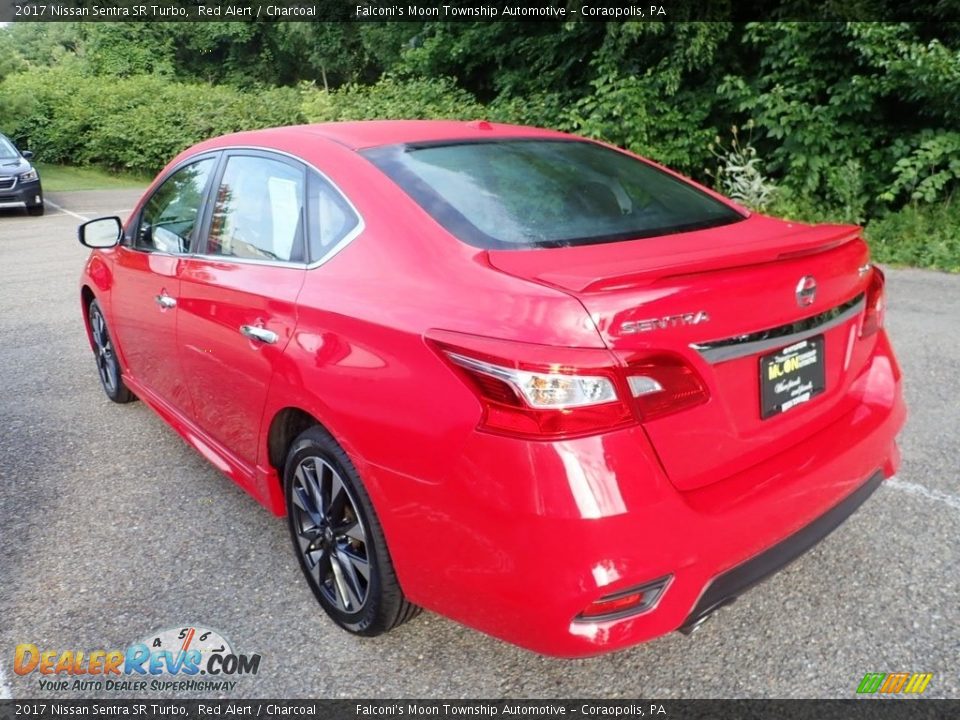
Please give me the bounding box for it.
[621,311,710,334]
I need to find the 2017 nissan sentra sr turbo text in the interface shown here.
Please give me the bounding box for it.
[77,121,905,657]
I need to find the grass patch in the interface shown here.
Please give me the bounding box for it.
[36,163,150,192]
[865,201,960,272]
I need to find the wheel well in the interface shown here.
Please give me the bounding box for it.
[81,285,95,313]
[267,407,320,474]
[80,286,96,338]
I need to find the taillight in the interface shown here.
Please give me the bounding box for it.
[428,331,633,439]
[860,265,886,338]
[428,330,710,439]
[623,354,710,421]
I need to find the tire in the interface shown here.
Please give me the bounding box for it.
[283,425,420,636]
[27,203,44,216]
[88,299,135,404]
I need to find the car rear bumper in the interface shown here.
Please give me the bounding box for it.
[679,468,883,634]
[367,331,906,657]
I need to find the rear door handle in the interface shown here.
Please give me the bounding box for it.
[154,293,177,309]
[240,325,278,345]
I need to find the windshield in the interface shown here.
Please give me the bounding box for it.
[363,139,744,250]
[0,136,20,160]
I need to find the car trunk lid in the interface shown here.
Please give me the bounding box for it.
[487,214,874,492]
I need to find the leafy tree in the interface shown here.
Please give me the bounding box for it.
[301,76,484,122]
[0,30,26,83]
[564,23,735,174]
[1,22,80,68]
[396,21,605,103]
[80,23,177,77]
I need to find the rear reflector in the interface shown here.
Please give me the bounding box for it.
[577,576,672,622]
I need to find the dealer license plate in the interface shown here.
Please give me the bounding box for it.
[760,336,825,419]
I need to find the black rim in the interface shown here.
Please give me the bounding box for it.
[291,456,371,614]
[90,307,118,394]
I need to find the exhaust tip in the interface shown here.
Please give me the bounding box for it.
[679,613,713,636]
[679,598,736,636]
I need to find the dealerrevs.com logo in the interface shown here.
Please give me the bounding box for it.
[14,626,261,693]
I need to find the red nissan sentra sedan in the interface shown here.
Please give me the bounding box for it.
[77,121,905,657]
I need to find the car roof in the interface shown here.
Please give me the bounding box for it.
[202,120,573,153]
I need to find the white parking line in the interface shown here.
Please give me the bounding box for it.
[44,198,89,222]
[887,477,960,513]
[43,200,134,221]
[0,660,12,699]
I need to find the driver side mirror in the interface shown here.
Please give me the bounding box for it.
[21,150,34,160]
[78,217,123,249]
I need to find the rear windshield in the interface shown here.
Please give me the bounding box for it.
[363,139,744,250]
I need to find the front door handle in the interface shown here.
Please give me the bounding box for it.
[154,293,177,310]
[240,325,279,345]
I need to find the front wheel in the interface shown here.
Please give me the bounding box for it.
[283,426,420,636]
[27,202,44,216]
[88,299,135,403]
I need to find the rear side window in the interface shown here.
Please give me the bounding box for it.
[206,155,306,263]
[307,171,360,262]
[137,158,215,254]
[363,140,744,250]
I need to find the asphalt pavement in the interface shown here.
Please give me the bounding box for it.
[0,191,957,699]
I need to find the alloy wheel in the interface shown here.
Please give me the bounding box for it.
[90,306,118,394]
[290,456,371,614]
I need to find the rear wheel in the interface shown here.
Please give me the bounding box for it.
[88,299,135,403]
[283,426,420,635]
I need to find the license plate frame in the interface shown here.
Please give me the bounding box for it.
[759,335,826,419]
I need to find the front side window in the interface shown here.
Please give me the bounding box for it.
[137,158,216,254]
[206,155,306,263]
[363,140,745,250]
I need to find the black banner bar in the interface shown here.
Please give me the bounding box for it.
[1,700,958,720]
[1,0,959,23]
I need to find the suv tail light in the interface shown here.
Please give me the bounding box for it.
[860,265,886,338]
[428,330,709,439]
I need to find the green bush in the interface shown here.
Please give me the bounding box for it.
[564,68,715,174]
[300,76,486,123]
[0,65,303,175]
[882,130,960,205]
[865,200,960,272]
[720,23,960,212]
[707,124,777,211]
[759,192,959,272]
[1,30,956,274]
